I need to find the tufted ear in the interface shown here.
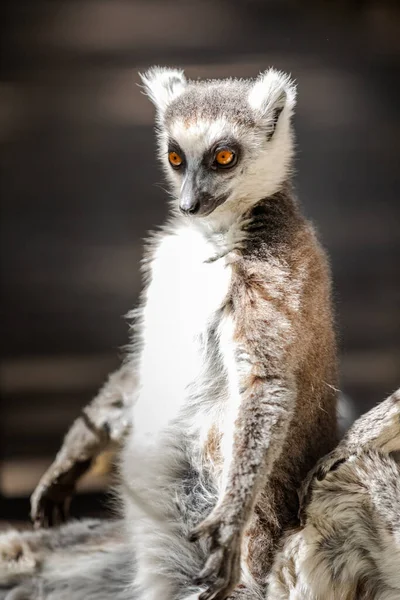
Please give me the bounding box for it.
[248,69,296,138]
[139,66,187,114]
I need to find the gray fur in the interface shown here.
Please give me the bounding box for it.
[0,520,133,600]
[299,386,400,518]
[164,80,256,127]
[30,362,136,527]
[0,549,132,600]
[1,391,399,599]
[269,387,400,599]
[269,452,400,599]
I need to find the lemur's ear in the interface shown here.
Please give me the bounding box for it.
[139,67,187,114]
[248,69,296,139]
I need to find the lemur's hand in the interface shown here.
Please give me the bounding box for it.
[31,364,135,528]
[189,506,242,600]
[31,457,92,528]
[298,449,349,525]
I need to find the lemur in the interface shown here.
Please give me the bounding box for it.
[1,68,339,600]
[119,66,338,600]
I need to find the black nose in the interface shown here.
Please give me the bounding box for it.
[180,199,200,215]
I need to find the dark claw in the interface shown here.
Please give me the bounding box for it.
[199,588,220,600]
[199,586,231,600]
[188,530,200,543]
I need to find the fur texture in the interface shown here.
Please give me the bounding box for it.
[299,386,400,519]
[269,389,400,600]
[0,520,132,600]
[119,67,337,600]
[30,362,137,527]
[29,379,352,530]
[1,390,398,600]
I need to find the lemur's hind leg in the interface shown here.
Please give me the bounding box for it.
[123,429,219,600]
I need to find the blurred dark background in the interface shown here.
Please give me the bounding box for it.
[1,0,399,521]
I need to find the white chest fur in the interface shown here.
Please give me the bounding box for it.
[133,223,233,441]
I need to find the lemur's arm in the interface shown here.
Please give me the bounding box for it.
[31,362,137,528]
[299,387,400,521]
[190,284,296,600]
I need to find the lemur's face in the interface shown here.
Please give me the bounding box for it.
[141,68,296,218]
[163,122,241,217]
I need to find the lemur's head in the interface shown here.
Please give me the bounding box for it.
[140,67,296,219]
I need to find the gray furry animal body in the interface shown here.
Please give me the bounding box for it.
[1,68,338,600]
[269,388,400,600]
[0,520,132,600]
[1,390,399,600]
[269,451,400,600]
[119,67,337,600]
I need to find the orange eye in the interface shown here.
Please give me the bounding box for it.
[168,151,183,167]
[215,148,235,167]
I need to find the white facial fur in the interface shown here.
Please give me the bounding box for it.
[140,67,297,227]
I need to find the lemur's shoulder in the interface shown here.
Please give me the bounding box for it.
[239,187,306,258]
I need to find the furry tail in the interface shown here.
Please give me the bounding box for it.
[0,519,134,600]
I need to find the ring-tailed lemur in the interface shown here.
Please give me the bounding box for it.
[1,68,339,600]
[119,66,338,600]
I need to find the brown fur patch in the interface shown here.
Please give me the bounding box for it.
[223,187,338,585]
[204,424,223,465]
